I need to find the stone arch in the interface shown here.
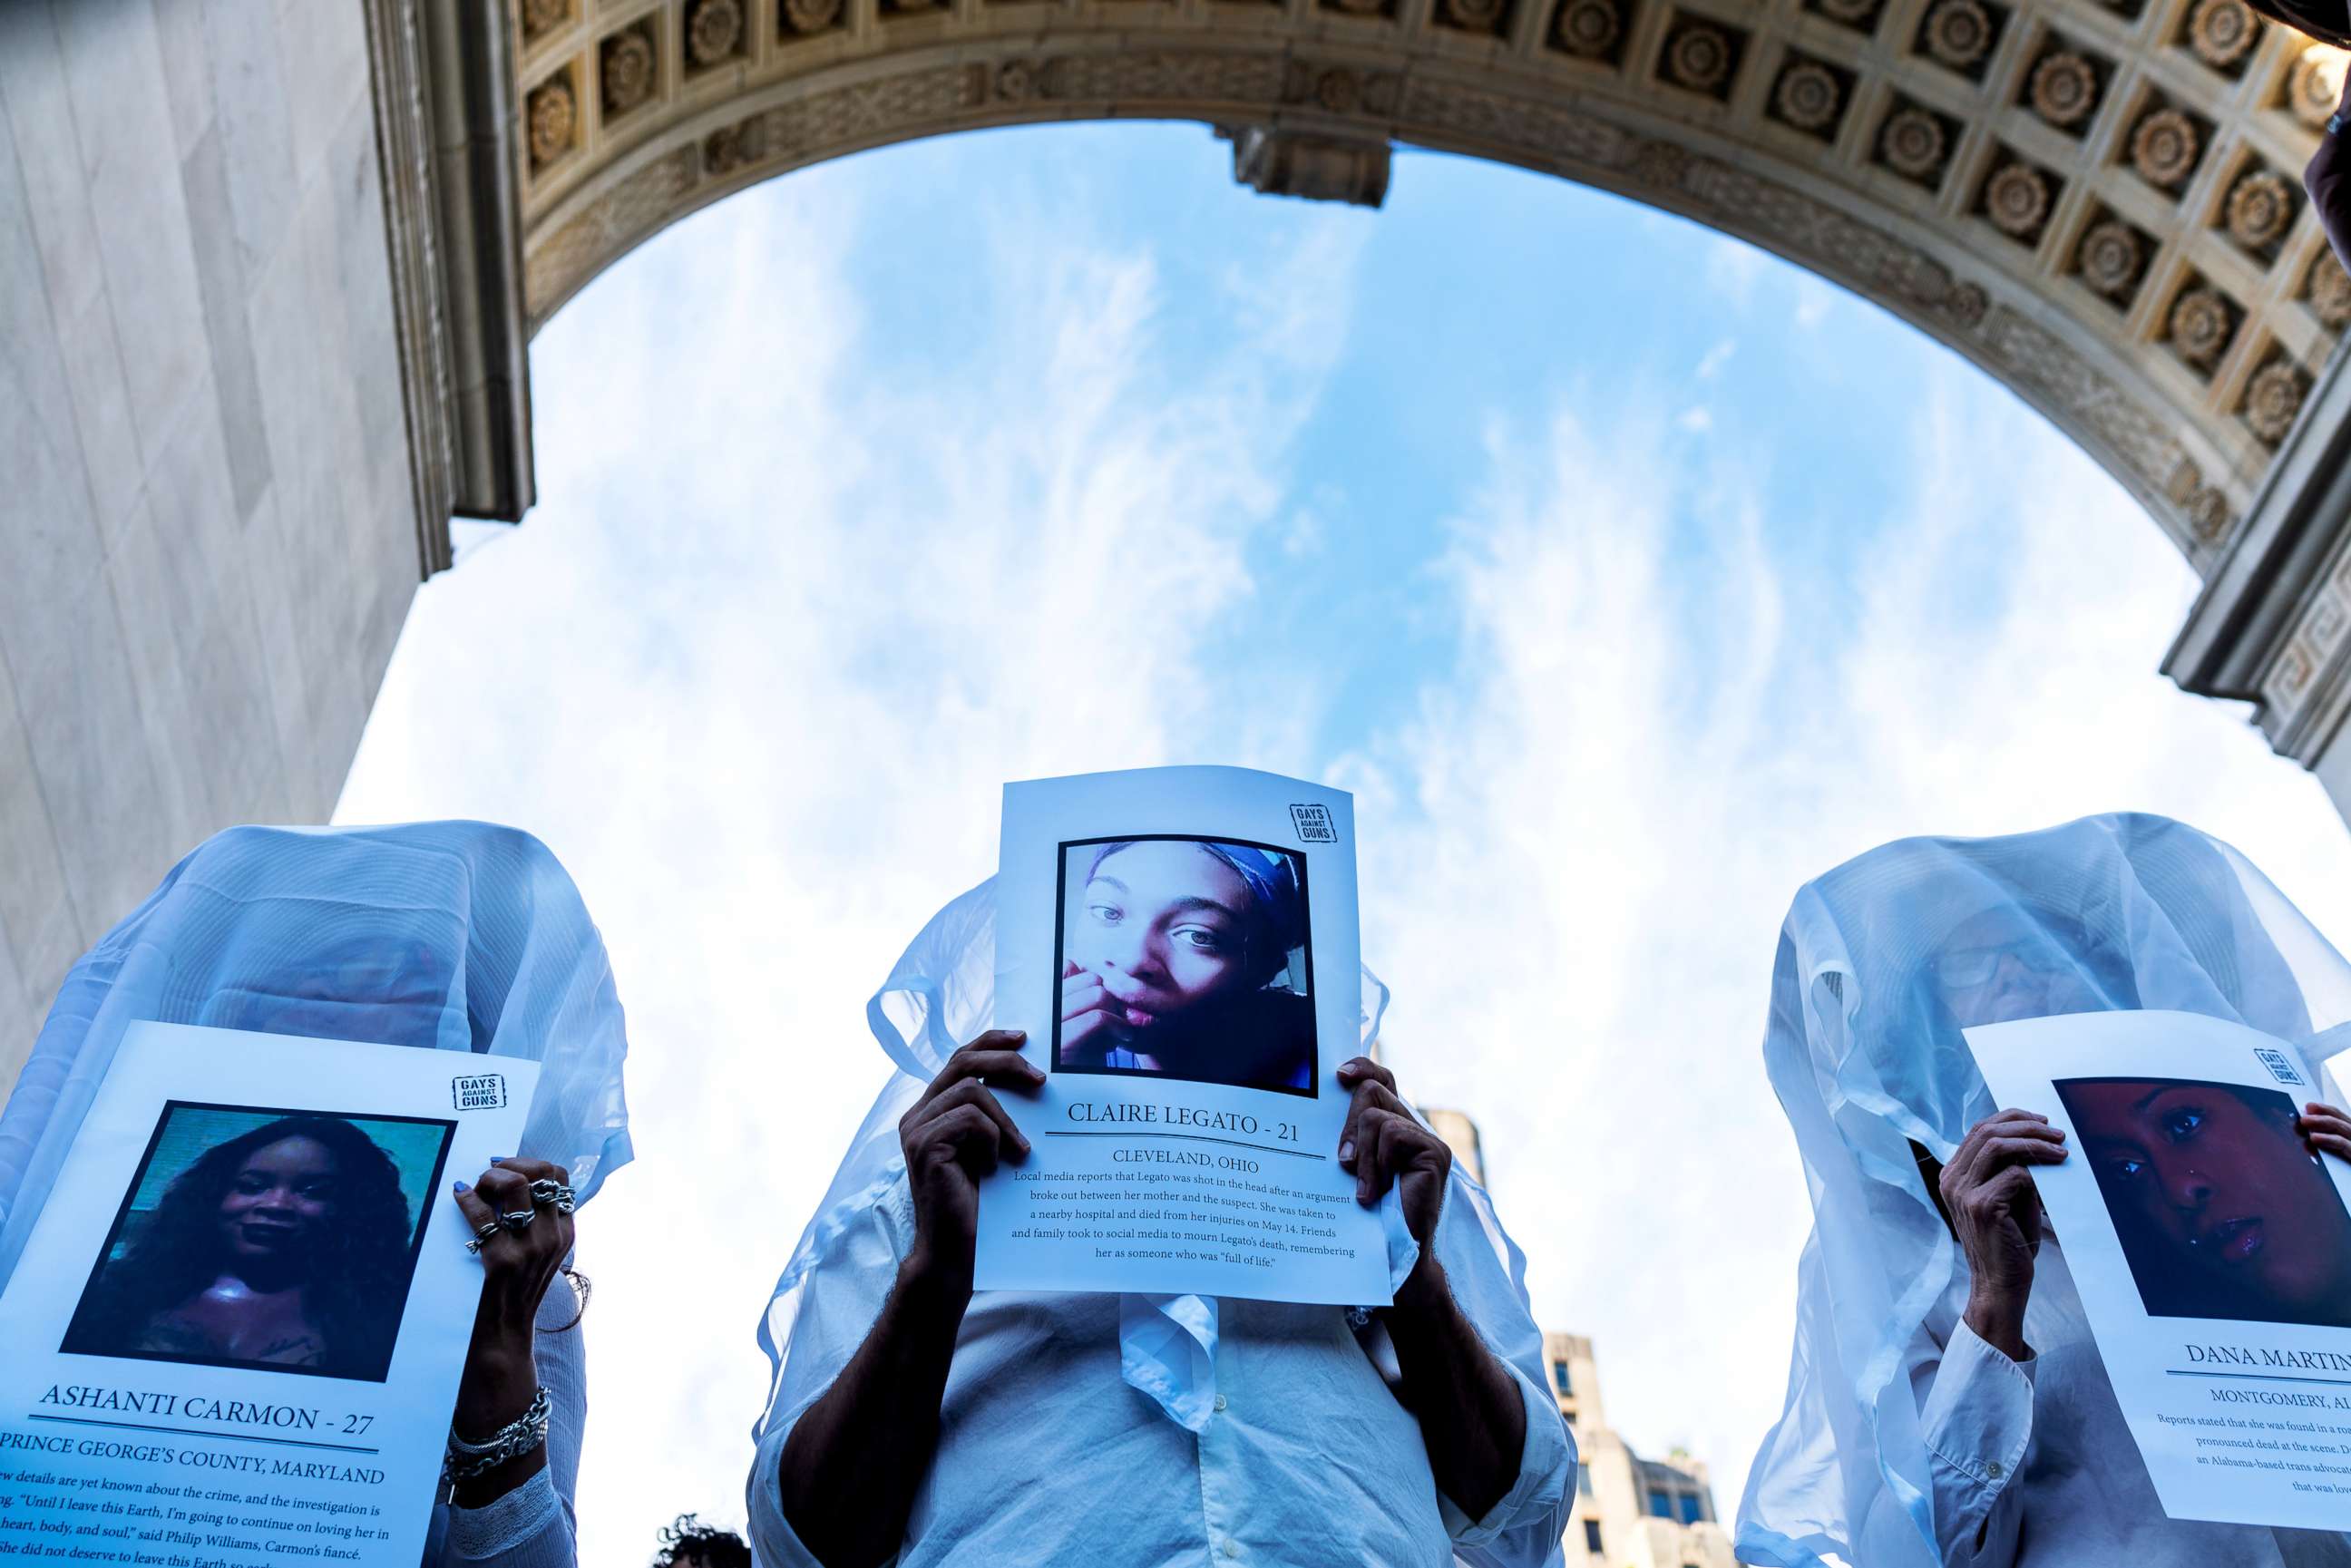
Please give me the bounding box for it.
[483,0,2351,572]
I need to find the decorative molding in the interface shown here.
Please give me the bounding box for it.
[361,0,456,576]
[363,0,536,565]
[465,0,2351,776]
[503,0,2346,570]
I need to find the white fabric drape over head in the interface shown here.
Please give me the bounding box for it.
[0,822,635,1286]
[1735,813,2351,1568]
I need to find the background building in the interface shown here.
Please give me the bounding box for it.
[1425,1105,1737,1568]
[1546,1329,1738,1568]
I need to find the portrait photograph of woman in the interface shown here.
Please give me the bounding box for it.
[1053,835,1318,1096]
[2055,1074,2351,1329]
[61,1103,454,1381]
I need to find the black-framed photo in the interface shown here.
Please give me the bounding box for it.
[1051,834,1318,1097]
[2055,1074,2351,1329]
[60,1100,457,1381]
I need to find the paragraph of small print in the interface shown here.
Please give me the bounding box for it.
[1289,804,1335,843]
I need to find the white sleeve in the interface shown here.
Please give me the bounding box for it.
[1425,1172,1577,1568]
[1916,1319,2037,1568]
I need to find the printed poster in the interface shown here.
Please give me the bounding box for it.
[0,1022,534,1566]
[1971,1008,2351,1529]
[975,765,1390,1305]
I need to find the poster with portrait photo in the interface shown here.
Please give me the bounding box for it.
[1054,835,1318,1097]
[976,766,1390,1308]
[1971,1009,2351,1530]
[59,1101,456,1381]
[0,1022,534,1568]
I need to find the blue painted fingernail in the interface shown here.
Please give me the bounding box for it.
[454,1181,470,1194]
[490,1155,512,1164]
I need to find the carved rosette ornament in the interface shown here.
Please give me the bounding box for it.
[703,121,761,176]
[1985,163,2052,239]
[526,75,575,170]
[2186,487,2230,543]
[2187,0,2258,70]
[687,0,744,67]
[1665,24,1735,93]
[2309,250,2351,329]
[1629,139,1691,189]
[2225,170,2293,249]
[1556,0,1621,56]
[995,60,1039,101]
[600,28,655,117]
[1443,0,1507,31]
[2170,287,2234,366]
[2130,108,2200,190]
[2244,361,2307,443]
[2291,54,2345,128]
[2027,52,2098,130]
[2077,219,2143,299]
[522,0,570,43]
[1880,106,1947,181]
[1921,0,1995,72]
[782,0,844,32]
[1774,61,1841,132]
[1316,69,1361,112]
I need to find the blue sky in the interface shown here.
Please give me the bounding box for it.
[338,120,2351,1560]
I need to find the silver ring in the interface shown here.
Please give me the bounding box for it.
[529,1179,576,1213]
[463,1220,501,1255]
[499,1209,536,1231]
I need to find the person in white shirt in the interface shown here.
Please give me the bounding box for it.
[1736,813,2351,1568]
[746,880,1575,1568]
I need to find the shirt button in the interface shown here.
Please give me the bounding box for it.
[1213,1394,1228,1413]
[1222,1541,1241,1560]
[1986,1460,2005,1479]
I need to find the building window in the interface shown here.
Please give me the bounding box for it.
[1553,1359,1574,1396]
[1678,1493,1704,1524]
[1583,1520,1604,1553]
[1648,1489,1673,1518]
[1577,1466,1595,1497]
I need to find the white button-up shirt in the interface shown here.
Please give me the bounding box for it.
[1880,1242,2351,1568]
[748,1171,1574,1567]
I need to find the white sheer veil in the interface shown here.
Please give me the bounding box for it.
[1735,813,2351,1568]
[0,822,635,1286]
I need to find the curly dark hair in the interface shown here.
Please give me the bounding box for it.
[652,1514,750,1568]
[63,1115,415,1379]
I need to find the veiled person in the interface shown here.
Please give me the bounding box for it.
[1736,813,2351,1568]
[747,880,1575,1567]
[0,823,634,1568]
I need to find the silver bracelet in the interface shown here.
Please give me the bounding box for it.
[444,1386,551,1484]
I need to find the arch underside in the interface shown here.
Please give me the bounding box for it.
[510,0,2351,571]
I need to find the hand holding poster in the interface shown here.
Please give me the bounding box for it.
[975,765,1392,1305]
[1970,1009,2351,1529]
[0,1023,533,1567]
